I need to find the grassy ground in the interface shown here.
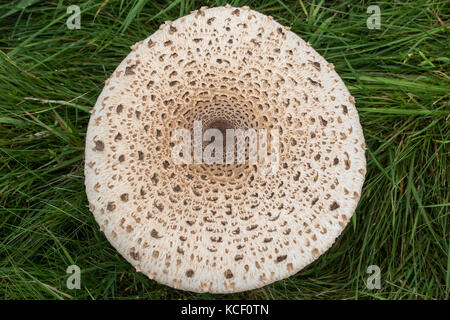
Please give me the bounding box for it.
[0,0,448,300]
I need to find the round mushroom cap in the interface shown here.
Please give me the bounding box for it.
[84,5,366,293]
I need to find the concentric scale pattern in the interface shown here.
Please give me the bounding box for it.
[84,5,366,293]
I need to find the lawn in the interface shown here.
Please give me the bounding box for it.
[0,0,448,300]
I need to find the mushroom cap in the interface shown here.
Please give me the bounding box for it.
[84,6,366,293]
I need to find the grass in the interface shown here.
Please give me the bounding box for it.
[0,0,448,300]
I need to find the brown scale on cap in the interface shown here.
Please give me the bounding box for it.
[84,5,366,294]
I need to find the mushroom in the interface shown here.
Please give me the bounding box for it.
[84,5,366,293]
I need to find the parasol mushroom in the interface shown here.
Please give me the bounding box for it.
[84,5,366,293]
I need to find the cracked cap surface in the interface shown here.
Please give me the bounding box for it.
[84,5,366,293]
